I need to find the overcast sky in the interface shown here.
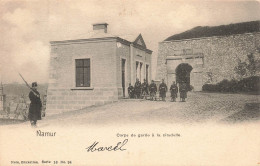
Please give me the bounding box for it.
[0,0,259,84]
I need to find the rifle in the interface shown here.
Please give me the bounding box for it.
[18,73,40,98]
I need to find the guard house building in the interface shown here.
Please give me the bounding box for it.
[156,21,260,91]
[46,23,152,114]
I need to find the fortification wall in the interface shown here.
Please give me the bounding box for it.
[156,32,260,86]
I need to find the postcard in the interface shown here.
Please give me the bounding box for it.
[0,0,260,165]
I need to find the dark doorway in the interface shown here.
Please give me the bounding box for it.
[175,63,193,85]
[146,64,149,82]
[121,59,126,97]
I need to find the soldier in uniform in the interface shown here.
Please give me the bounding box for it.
[128,83,135,99]
[179,82,188,102]
[159,79,168,101]
[170,81,178,102]
[141,79,149,99]
[134,78,142,99]
[28,82,42,127]
[149,80,157,101]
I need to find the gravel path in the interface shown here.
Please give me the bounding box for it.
[32,92,260,127]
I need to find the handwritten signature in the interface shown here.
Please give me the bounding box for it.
[86,139,128,152]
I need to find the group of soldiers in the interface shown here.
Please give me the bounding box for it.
[128,78,188,102]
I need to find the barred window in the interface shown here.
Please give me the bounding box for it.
[75,59,91,87]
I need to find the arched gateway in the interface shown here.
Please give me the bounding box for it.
[176,63,193,85]
[163,49,204,91]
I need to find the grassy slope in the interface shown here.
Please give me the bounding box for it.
[165,20,260,41]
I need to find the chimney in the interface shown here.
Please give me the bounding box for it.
[93,23,108,33]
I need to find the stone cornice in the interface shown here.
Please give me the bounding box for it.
[166,53,204,60]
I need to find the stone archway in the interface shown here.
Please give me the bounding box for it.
[175,63,193,85]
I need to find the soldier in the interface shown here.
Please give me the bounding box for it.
[159,79,168,101]
[149,80,157,101]
[134,78,142,99]
[128,83,135,99]
[141,79,149,99]
[28,82,42,127]
[179,82,188,102]
[170,81,178,102]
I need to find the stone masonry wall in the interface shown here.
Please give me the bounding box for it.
[156,32,260,85]
[46,40,118,115]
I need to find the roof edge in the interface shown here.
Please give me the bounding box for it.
[50,37,118,45]
[164,20,260,41]
[160,32,260,43]
[50,36,153,54]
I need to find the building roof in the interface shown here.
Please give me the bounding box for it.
[51,31,141,43]
[164,20,260,41]
[92,22,109,26]
[117,34,140,43]
[50,31,152,53]
[87,31,117,38]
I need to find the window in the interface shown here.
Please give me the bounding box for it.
[75,59,90,87]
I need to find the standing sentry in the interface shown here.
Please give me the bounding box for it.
[28,82,42,127]
[170,81,178,102]
[159,79,168,101]
[179,82,188,102]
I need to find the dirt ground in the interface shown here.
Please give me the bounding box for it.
[0,92,259,166]
[1,92,259,127]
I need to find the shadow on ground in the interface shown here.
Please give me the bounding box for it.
[0,119,26,126]
[220,103,260,123]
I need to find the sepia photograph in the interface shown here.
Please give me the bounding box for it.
[0,0,260,165]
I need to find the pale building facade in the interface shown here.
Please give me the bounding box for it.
[46,23,152,115]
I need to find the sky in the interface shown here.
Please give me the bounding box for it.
[0,0,259,84]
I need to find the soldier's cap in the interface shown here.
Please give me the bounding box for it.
[32,82,37,87]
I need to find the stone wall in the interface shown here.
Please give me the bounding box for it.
[46,88,118,115]
[46,40,119,115]
[156,32,260,89]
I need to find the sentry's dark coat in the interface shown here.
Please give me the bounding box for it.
[28,90,42,121]
[149,83,157,93]
[128,85,135,98]
[134,81,142,97]
[141,82,149,95]
[179,83,187,99]
[170,84,178,98]
[159,83,167,98]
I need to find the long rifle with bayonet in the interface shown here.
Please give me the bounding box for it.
[18,73,40,98]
